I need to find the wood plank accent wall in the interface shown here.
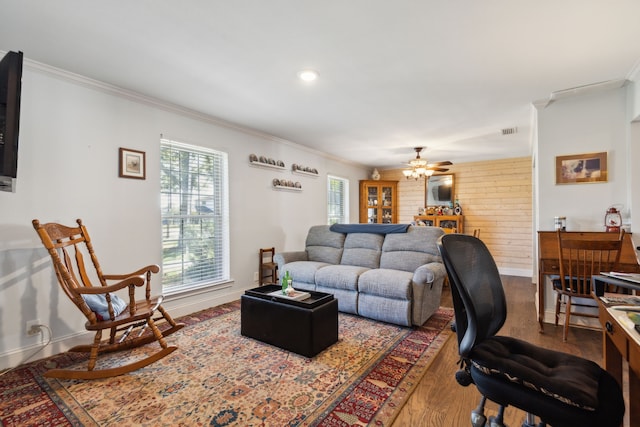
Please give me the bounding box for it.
[380,156,533,274]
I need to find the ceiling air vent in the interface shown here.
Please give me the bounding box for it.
[501,127,517,136]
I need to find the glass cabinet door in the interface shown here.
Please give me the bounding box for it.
[381,208,393,223]
[367,186,379,207]
[367,207,378,223]
[381,186,393,207]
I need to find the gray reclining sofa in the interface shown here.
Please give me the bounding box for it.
[274,224,446,326]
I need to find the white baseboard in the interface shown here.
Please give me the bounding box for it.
[542,309,601,329]
[498,267,532,277]
[0,330,91,373]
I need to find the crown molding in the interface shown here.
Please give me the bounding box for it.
[627,58,640,82]
[533,78,629,109]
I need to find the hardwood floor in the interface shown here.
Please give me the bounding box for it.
[392,275,603,427]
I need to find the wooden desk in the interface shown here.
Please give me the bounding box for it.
[598,299,640,425]
[537,231,640,331]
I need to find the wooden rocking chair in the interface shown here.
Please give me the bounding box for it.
[32,218,185,379]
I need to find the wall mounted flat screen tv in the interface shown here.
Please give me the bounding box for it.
[0,50,23,187]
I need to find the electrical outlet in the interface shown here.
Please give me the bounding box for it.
[253,271,259,282]
[26,319,41,336]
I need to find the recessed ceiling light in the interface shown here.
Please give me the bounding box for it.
[298,69,319,82]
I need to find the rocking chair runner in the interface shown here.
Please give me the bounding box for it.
[32,218,185,379]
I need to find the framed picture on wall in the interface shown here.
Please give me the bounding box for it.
[555,152,607,184]
[119,147,146,180]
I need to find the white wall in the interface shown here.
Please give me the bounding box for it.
[627,75,640,247]
[535,85,635,323]
[0,62,368,369]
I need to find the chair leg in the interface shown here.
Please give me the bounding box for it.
[488,405,506,427]
[148,317,170,349]
[470,396,487,427]
[87,329,103,372]
[554,293,562,326]
[522,412,539,427]
[563,296,572,342]
[156,305,185,337]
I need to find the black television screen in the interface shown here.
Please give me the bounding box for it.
[0,50,23,181]
[438,184,451,201]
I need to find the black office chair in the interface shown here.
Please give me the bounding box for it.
[437,234,624,427]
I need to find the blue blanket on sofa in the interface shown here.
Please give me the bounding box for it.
[329,223,410,234]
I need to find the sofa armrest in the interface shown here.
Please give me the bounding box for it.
[413,262,446,288]
[411,262,447,325]
[274,251,308,270]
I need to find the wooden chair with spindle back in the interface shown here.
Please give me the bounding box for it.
[259,247,278,285]
[554,229,624,342]
[32,218,184,379]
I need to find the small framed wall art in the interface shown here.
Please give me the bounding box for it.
[119,147,146,180]
[555,151,607,184]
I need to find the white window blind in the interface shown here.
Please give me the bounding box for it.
[327,175,349,224]
[160,139,229,293]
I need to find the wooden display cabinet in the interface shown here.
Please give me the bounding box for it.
[413,215,464,234]
[359,180,398,224]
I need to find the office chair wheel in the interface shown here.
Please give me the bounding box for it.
[471,412,487,427]
[520,413,541,427]
[470,396,487,427]
[487,405,506,427]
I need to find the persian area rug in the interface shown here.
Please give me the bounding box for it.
[0,301,453,427]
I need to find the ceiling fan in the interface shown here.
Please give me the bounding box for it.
[402,147,452,180]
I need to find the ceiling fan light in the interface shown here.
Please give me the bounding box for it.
[402,147,452,180]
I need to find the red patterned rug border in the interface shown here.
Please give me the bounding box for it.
[308,308,454,426]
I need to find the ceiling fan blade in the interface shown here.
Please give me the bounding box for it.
[428,161,453,167]
[427,167,449,173]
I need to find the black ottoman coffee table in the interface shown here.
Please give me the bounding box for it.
[241,284,338,357]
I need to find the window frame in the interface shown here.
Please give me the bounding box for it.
[160,139,230,295]
[327,174,349,225]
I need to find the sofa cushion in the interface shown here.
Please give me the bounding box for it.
[283,261,332,285]
[358,268,413,299]
[380,226,444,272]
[305,225,345,264]
[340,233,384,268]
[358,294,412,326]
[316,285,358,314]
[315,265,370,291]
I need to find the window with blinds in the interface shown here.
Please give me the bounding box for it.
[327,175,349,224]
[160,139,230,293]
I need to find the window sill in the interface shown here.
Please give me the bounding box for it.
[162,280,234,300]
